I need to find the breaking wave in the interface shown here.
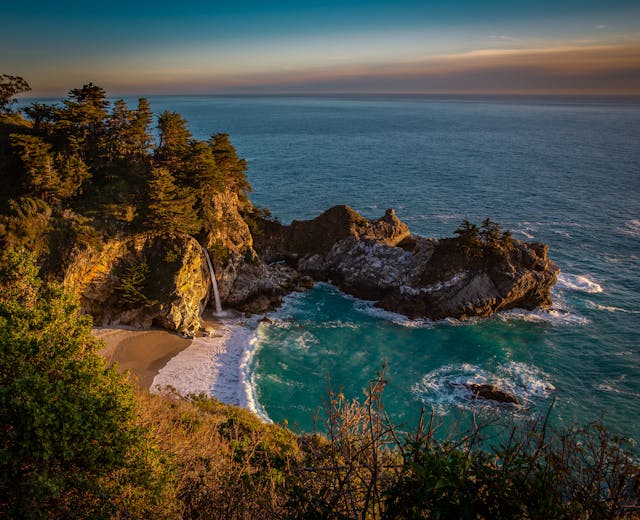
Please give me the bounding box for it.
[557,273,603,293]
[498,307,590,326]
[586,300,640,314]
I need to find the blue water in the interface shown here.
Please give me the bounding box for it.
[130,95,639,441]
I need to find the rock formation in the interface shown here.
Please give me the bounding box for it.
[255,205,559,321]
[450,382,521,405]
[64,203,558,333]
[64,233,209,336]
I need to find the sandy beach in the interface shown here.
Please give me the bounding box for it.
[93,327,192,389]
[92,319,266,419]
[151,318,264,413]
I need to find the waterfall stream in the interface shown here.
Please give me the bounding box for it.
[201,246,223,314]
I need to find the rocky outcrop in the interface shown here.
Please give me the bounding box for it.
[225,261,313,314]
[201,191,255,300]
[451,382,521,405]
[65,202,558,332]
[64,233,209,335]
[256,205,559,321]
[255,205,410,262]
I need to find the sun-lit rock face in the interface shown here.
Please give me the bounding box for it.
[64,233,208,336]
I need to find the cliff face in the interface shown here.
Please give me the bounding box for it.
[64,233,209,335]
[255,205,410,261]
[201,191,254,300]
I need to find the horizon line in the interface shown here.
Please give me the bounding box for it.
[20,90,640,101]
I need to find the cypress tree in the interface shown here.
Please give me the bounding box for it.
[209,133,251,194]
[145,167,201,235]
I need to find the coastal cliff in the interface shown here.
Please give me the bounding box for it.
[0,84,558,333]
[63,233,209,335]
[62,204,559,333]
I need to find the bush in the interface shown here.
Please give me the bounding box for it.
[0,249,168,518]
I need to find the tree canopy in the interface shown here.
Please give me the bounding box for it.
[0,76,252,276]
[0,75,31,114]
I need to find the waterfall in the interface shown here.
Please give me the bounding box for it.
[201,246,223,314]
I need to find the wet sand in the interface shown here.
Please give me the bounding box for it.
[93,327,192,389]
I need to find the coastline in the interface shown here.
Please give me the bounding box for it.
[93,319,268,420]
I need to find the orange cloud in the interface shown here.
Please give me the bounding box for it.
[205,41,640,95]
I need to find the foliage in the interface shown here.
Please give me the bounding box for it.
[0,74,31,114]
[0,249,167,518]
[145,167,202,235]
[116,259,158,307]
[136,389,300,518]
[453,218,514,254]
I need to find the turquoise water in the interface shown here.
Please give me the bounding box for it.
[138,96,639,440]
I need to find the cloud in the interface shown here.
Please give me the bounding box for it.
[206,41,640,95]
[595,25,608,30]
[488,35,521,43]
[23,35,640,96]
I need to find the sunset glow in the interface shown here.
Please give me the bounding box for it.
[2,0,639,95]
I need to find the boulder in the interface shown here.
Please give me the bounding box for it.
[463,383,521,405]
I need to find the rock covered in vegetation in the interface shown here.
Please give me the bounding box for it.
[64,233,209,335]
[256,206,559,321]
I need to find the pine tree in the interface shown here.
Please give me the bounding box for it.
[155,111,191,169]
[145,167,201,235]
[23,102,56,131]
[0,74,31,114]
[132,98,154,158]
[56,83,109,163]
[480,218,501,245]
[209,133,251,194]
[10,134,61,202]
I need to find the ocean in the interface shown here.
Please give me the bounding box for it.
[107,95,640,442]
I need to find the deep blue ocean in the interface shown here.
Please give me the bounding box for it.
[88,95,640,442]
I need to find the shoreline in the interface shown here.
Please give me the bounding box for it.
[93,327,192,390]
[92,319,268,420]
[150,317,267,418]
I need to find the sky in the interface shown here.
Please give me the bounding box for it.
[2,0,640,96]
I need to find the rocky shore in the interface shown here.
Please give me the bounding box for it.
[65,203,559,335]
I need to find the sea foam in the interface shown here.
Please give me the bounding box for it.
[151,318,271,422]
[556,273,603,293]
[498,307,590,326]
[586,300,640,314]
[413,361,555,413]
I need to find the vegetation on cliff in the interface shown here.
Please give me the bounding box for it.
[0,77,250,281]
